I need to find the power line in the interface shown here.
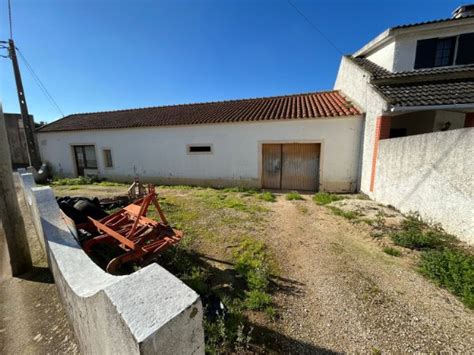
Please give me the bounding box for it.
[287,0,343,55]
[8,0,13,38]
[16,47,65,117]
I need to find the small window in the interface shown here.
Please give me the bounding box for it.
[188,145,212,154]
[434,37,455,67]
[103,149,113,168]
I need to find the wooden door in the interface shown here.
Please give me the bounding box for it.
[262,144,282,189]
[281,144,320,191]
[262,143,320,191]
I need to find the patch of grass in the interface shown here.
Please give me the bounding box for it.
[258,191,276,202]
[244,290,272,310]
[286,191,304,201]
[390,217,455,250]
[313,192,343,205]
[181,266,208,295]
[222,186,260,194]
[419,249,474,309]
[51,176,94,185]
[328,206,361,221]
[96,181,125,187]
[383,247,401,257]
[196,189,266,213]
[296,204,309,214]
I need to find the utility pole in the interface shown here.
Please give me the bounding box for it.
[8,39,41,169]
[0,101,32,280]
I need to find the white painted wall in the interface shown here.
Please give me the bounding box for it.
[361,20,474,72]
[374,128,474,244]
[334,56,387,195]
[366,39,395,71]
[38,117,363,192]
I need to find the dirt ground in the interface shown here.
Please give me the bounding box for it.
[264,197,473,353]
[40,185,474,352]
[0,182,79,354]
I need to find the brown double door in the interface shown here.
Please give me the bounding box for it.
[262,143,320,191]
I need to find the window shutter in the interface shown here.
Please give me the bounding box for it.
[456,33,474,65]
[414,38,437,69]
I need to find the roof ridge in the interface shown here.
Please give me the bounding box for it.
[63,90,342,119]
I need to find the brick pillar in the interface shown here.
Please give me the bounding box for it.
[464,113,474,128]
[369,116,391,192]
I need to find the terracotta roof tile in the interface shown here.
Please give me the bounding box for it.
[38,91,360,133]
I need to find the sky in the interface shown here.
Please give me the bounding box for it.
[0,0,463,123]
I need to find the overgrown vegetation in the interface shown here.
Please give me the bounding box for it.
[312,192,344,205]
[383,247,401,257]
[420,249,474,309]
[385,215,473,309]
[149,187,276,353]
[390,217,455,250]
[286,191,304,200]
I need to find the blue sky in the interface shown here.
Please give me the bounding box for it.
[0,0,462,122]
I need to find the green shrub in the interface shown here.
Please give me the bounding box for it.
[244,290,272,310]
[383,247,401,257]
[419,249,474,309]
[286,191,304,200]
[259,191,276,202]
[390,218,455,250]
[313,192,343,205]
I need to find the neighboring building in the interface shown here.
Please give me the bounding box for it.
[37,91,363,192]
[334,5,474,242]
[4,113,37,169]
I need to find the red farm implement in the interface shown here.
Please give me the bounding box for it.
[81,185,182,274]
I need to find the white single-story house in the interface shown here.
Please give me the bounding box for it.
[37,91,363,192]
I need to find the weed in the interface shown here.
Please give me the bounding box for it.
[222,186,260,194]
[96,181,125,187]
[313,192,343,205]
[286,191,304,201]
[296,204,309,214]
[182,266,208,295]
[328,206,361,221]
[383,247,401,257]
[244,290,272,310]
[419,249,474,309]
[390,217,455,250]
[259,191,276,202]
[51,176,94,185]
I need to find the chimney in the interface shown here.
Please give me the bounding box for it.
[452,4,474,18]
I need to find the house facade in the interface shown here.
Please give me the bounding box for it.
[38,92,363,192]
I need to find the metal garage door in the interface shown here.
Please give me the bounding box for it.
[262,143,320,191]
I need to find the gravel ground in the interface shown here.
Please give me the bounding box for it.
[262,196,474,353]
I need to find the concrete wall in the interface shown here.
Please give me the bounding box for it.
[373,128,474,244]
[334,56,387,194]
[17,172,205,354]
[38,117,364,192]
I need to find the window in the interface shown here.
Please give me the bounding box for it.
[73,145,97,175]
[414,33,474,69]
[188,145,212,154]
[456,33,474,65]
[415,37,455,69]
[434,37,455,67]
[103,149,113,168]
